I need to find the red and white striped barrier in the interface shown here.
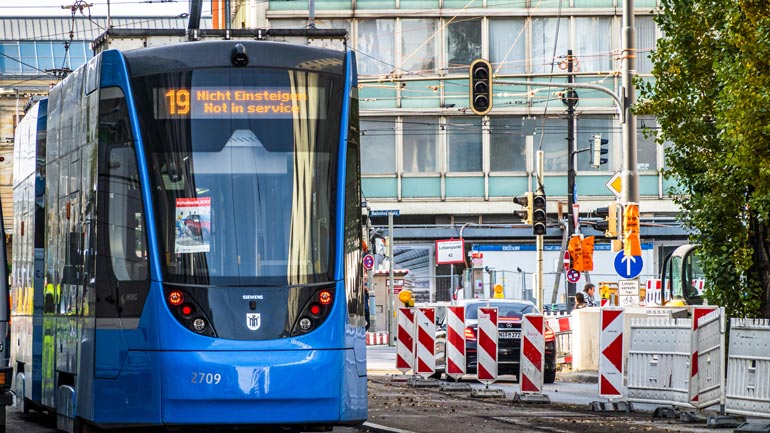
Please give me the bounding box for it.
[645,279,662,306]
[396,308,415,374]
[445,306,466,380]
[599,308,624,398]
[545,313,572,364]
[414,307,436,379]
[520,313,545,393]
[545,314,571,333]
[366,332,389,346]
[476,307,498,385]
[689,306,720,408]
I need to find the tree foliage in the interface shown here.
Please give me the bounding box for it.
[637,0,770,318]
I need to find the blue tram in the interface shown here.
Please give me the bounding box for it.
[11,40,367,431]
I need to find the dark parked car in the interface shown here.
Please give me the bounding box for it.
[432,299,557,383]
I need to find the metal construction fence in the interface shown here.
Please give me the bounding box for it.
[620,308,770,422]
[725,318,770,418]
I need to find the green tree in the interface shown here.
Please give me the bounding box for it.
[637,0,770,318]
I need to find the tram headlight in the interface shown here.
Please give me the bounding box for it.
[192,318,207,332]
[299,318,312,331]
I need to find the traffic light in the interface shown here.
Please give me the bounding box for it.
[594,203,618,237]
[513,192,533,225]
[591,135,608,167]
[532,192,546,235]
[624,203,641,257]
[469,59,493,115]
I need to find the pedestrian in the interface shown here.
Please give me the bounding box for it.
[582,283,596,307]
[574,292,587,309]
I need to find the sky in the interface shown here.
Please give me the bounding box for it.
[0,0,198,17]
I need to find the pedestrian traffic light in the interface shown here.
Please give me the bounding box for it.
[594,203,618,237]
[469,59,493,115]
[591,135,608,167]
[532,191,546,235]
[513,192,533,225]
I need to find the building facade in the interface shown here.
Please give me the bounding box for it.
[238,0,687,303]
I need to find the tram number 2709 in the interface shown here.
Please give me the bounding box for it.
[191,372,222,384]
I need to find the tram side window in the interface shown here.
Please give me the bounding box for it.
[96,87,149,318]
[345,90,364,322]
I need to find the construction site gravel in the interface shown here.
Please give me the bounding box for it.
[361,376,730,433]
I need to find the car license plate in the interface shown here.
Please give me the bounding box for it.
[499,331,520,339]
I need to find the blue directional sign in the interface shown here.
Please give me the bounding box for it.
[370,209,400,217]
[614,251,643,279]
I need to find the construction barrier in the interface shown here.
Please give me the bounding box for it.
[414,307,436,379]
[627,316,692,406]
[644,279,662,306]
[725,318,770,418]
[599,308,624,398]
[366,331,389,346]
[445,306,466,380]
[545,313,572,365]
[476,307,498,385]
[395,307,415,373]
[689,307,723,409]
[520,313,545,393]
[625,307,725,409]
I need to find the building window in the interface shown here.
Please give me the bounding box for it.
[446,117,482,172]
[19,42,37,74]
[530,17,569,74]
[574,17,612,72]
[0,43,21,74]
[576,116,613,171]
[489,18,526,74]
[446,18,481,74]
[402,117,439,173]
[52,41,70,70]
[538,117,569,172]
[636,16,656,75]
[637,116,659,172]
[357,19,395,76]
[401,19,438,75]
[361,117,396,174]
[489,117,526,172]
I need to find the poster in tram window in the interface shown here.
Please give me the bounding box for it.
[175,197,211,253]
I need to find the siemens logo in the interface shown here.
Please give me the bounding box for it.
[242,295,264,300]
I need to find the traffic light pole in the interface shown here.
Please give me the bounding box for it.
[388,212,396,347]
[565,50,578,314]
[535,150,544,312]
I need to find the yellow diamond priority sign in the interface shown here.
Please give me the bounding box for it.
[605,173,622,199]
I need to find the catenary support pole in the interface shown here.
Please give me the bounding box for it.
[565,51,577,313]
[622,0,638,205]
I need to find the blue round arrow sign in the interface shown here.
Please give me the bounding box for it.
[613,251,643,279]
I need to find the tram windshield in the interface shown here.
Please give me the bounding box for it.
[665,244,706,301]
[131,67,343,286]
